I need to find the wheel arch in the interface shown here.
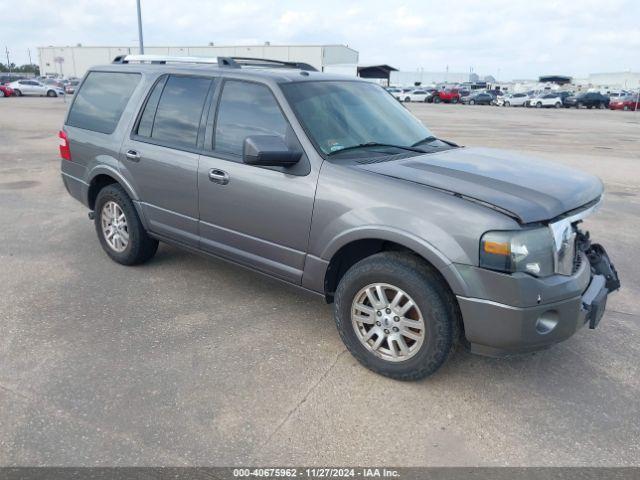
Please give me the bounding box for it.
[321,229,468,303]
[86,166,139,210]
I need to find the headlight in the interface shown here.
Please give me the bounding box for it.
[480,228,555,277]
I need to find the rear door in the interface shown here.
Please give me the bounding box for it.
[119,74,214,246]
[197,79,316,283]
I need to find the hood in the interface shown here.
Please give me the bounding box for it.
[355,147,603,224]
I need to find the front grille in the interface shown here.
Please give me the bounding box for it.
[572,250,583,275]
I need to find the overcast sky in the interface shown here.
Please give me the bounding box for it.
[4,0,639,79]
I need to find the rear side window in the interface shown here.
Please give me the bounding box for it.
[136,75,212,149]
[67,72,141,134]
[214,81,288,156]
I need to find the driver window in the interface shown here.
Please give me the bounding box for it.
[214,81,288,157]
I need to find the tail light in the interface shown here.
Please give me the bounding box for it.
[58,130,71,160]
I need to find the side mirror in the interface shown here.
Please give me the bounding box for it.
[242,135,302,167]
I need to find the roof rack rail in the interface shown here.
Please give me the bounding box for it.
[112,54,239,68]
[228,57,317,71]
[111,54,317,71]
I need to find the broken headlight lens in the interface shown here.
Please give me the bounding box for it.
[480,228,555,277]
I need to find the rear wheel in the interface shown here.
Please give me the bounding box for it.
[555,102,561,108]
[334,252,459,380]
[598,102,606,109]
[404,96,411,102]
[469,99,475,105]
[536,102,542,108]
[0,90,4,98]
[504,101,510,107]
[451,98,459,104]
[624,105,629,111]
[46,90,57,97]
[94,184,158,265]
[577,102,583,108]
[433,96,441,103]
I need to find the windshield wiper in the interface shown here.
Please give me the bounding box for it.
[328,142,426,156]
[411,136,438,147]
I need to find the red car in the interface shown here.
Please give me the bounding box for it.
[609,95,639,111]
[0,84,13,97]
[433,88,460,104]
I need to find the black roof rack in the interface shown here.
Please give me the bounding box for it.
[111,55,317,71]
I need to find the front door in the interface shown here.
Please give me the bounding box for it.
[197,79,317,283]
[119,74,214,246]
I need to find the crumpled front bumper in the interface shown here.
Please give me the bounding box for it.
[455,244,620,357]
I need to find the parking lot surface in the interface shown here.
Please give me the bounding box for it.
[1,97,639,466]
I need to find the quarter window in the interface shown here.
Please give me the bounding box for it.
[214,81,288,156]
[67,72,141,134]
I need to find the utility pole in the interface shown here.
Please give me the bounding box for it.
[28,48,32,66]
[5,46,10,75]
[136,0,145,54]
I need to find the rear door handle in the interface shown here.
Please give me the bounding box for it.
[125,150,141,161]
[208,169,229,185]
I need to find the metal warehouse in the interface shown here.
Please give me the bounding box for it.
[38,44,359,78]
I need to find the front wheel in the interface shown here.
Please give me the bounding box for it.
[0,90,4,98]
[504,101,510,107]
[555,102,561,108]
[46,90,57,97]
[13,89,22,96]
[451,98,459,104]
[433,96,441,103]
[334,252,459,381]
[536,102,542,108]
[598,102,606,109]
[94,184,158,265]
[469,100,475,105]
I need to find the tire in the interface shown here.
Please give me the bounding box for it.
[334,252,459,381]
[624,106,629,111]
[13,89,22,96]
[555,102,561,108]
[536,102,542,108]
[423,97,429,103]
[46,90,57,97]
[404,97,411,103]
[94,184,158,265]
[598,102,606,109]
[504,101,510,107]
[469,100,475,105]
[0,90,4,98]
[577,102,583,108]
[433,96,441,103]
[451,98,459,104]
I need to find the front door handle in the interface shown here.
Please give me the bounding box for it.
[208,169,229,185]
[125,150,141,162]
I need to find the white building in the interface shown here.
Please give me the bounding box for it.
[38,44,359,78]
[390,70,469,87]
[573,72,640,91]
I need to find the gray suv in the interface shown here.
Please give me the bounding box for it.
[59,55,620,380]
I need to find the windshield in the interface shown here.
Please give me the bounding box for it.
[280,80,435,155]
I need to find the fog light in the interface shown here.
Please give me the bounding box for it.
[535,311,559,334]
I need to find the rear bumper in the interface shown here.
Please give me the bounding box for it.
[455,248,619,357]
[61,169,89,207]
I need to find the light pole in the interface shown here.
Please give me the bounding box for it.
[5,46,11,75]
[136,0,145,54]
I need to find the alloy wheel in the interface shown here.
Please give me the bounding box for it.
[351,283,426,362]
[101,201,129,252]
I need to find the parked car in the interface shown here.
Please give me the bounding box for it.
[609,94,639,111]
[433,88,460,104]
[564,92,609,109]
[402,89,433,102]
[462,92,493,105]
[0,84,14,97]
[387,88,404,101]
[9,79,65,97]
[65,80,80,94]
[530,93,564,108]
[60,55,620,380]
[498,93,528,107]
